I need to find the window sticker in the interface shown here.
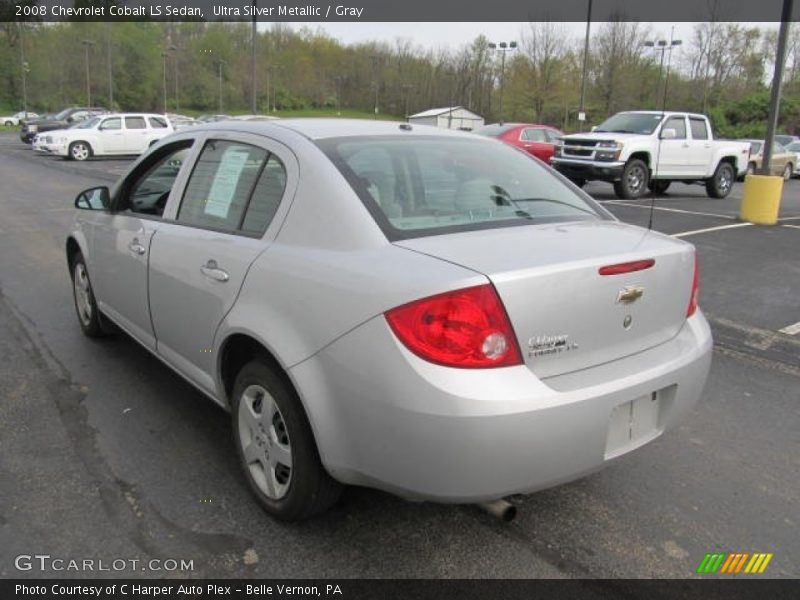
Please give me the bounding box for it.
[204,148,250,218]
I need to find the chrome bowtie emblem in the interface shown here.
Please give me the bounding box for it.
[617,285,645,305]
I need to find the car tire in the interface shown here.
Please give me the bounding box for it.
[648,180,671,195]
[613,159,649,199]
[568,178,586,188]
[231,359,342,521]
[783,163,793,181]
[3,120,12,126]
[69,141,92,161]
[70,252,106,338]
[706,161,735,198]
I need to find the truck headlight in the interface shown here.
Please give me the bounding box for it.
[595,141,622,161]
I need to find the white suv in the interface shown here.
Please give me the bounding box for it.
[49,113,173,160]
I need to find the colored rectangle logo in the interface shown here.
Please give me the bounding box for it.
[697,552,773,574]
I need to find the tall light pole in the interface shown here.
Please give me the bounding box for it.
[334,75,344,116]
[370,54,383,118]
[81,40,95,106]
[107,25,114,108]
[761,0,793,175]
[578,0,593,131]
[161,51,168,114]
[19,23,28,114]
[251,0,257,112]
[169,45,179,112]
[217,59,225,113]
[643,33,682,110]
[488,40,517,122]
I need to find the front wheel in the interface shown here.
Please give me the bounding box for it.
[706,162,735,198]
[70,253,105,337]
[232,360,342,521]
[783,163,793,181]
[69,141,91,161]
[613,159,649,199]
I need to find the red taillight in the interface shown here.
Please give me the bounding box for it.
[687,254,700,317]
[598,259,655,276]
[385,284,523,368]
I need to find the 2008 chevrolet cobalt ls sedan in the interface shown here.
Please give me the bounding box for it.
[67,119,712,521]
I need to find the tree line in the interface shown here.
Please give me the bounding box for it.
[2,17,800,137]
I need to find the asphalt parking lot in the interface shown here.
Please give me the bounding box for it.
[0,131,798,580]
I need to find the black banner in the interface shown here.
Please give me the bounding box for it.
[3,579,800,600]
[3,0,800,23]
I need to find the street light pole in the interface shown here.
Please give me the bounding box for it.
[643,34,681,111]
[488,40,517,122]
[251,0,257,112]
[161,51,168,114]
[19,23,28,115]
[81,40,95,106]
[761,0,793,175]
[170,46,179,112]
[217,59,225,113]
[578,0,593,131]
[107,24,113,108]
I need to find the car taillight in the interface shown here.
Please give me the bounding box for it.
[385,284,523,368]
[687,254,699,317]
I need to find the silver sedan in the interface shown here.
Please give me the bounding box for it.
[67,120,712,521]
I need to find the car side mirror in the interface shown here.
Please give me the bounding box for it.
[661,128,677,140]
[75,186,109,210]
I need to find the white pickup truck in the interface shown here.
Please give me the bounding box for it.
[551,111,750,199]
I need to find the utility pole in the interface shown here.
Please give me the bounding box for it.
[107,24,113,108]
[161,51,168,114]
[81,40,95,106]
[217,59,225,113]
[644,30,682,111]
[488,41,516,122]
[578,0,593,131]
[370,54,382,118]
[19,23,28,115]
[251,1,257,112]
[170,46,179,112]
[761,0,793,175]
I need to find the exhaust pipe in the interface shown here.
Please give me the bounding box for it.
[477,498,516,522]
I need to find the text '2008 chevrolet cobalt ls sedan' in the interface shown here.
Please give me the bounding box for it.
[67,119,712,521]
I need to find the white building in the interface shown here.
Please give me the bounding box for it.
[407,106,485,131]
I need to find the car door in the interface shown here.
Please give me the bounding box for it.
[686,117,713,177]
[96,116,125,154]
[148,133,294,394]
[519,127,552,161]
[124,116,149,154]
[656,115,689,177]
[771,143,789,176]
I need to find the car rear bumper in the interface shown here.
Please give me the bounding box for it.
[551,158,625,181]
[290,311,713,502]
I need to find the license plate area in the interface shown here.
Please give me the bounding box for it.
[605,388,670,459]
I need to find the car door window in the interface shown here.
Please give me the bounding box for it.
[522,128,547,142]
[663,117,687,139]
[99,117,121,131]
[116,141,194,217]
[177,140,268,233]
[241,155,287,234]
[125,116,147,130]
[149,116,168,128]
[689,118,708,140]
[544,129,560,142]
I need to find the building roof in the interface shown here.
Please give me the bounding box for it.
[409,106,483,119]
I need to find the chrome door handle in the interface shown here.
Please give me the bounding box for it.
[200,260,229,282]
[128,239,146,255]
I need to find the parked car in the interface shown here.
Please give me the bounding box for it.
[232,114,280,122]
[2,111,39,126]
[50,113,173,160]
[474,122,564,163]
[196,114,232,123]
[20,107,108,143]
[785,140,800,176]
[774,134,798,147]
[166,113,199,131]
[67,119,712,520]
[552,111,750,199]
[741,139,795,180]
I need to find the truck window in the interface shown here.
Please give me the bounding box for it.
[689,118,709,140]
[663,117,686,139]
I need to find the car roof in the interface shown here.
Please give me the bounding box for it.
[188,118,482,141]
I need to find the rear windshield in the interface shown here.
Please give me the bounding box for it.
[473,123,518,137]
[317,136,607,240]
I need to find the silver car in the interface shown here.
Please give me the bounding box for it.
[67,120,712,521]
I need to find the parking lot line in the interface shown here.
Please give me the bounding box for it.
[671,223,753,238]
[778,322,800,336]
[777,216,800,221]
[782,224,800,230]
[600,200,736,220]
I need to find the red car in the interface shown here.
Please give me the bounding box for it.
[474,123,563,163]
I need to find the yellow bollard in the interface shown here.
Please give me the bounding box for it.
[739,174,783,225]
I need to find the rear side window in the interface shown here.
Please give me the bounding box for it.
[521,128,547,142]
[241,155,287,234]
[318,136,606,241]
[689,118,709,140]
[149,116,168,128]
[125,116,146,130]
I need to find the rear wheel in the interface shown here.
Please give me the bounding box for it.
[69,141,91,161]
[706,162,735,198]
[783,163,793,181]
[648,180,671,195]
[231,360,342,521]
[613,159,649,199]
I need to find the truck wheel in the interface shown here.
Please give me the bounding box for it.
[613,159,649,199]
[232,360,343,521]
[706,162,735,198]
[648,180,671,195]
